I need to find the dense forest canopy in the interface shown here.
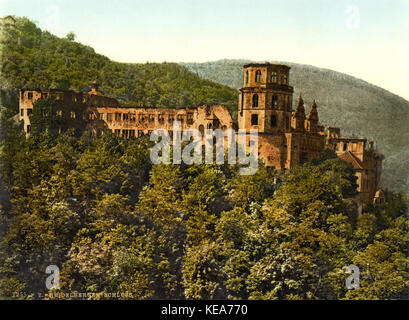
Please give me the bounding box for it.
[0,16,408,300]
[0,120,408,299]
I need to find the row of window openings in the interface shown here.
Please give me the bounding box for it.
[20,108,33,116]
[92,112,194,124]
[250,114,276,127]
[246,71,288,85]
[25,92,64,101]
[112,129,187,139]
[250,114,291,129]
[21,109,195,124]
[252,94,282,108]
[21,108,77,119]
[340,142,359,152]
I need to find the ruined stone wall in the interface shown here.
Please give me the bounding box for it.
[86,104,233,138]
[18,63,383,206]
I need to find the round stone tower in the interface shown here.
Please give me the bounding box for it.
[238,63,294,134]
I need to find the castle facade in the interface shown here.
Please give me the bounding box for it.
[18,63,383,206]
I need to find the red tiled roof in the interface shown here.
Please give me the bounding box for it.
[339,151,365,170]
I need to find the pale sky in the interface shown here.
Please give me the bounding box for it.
[1,0,409,100]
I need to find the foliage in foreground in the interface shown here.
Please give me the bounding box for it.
[0,115,408,300]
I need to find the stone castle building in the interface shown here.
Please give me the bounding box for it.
[18,63,383,206]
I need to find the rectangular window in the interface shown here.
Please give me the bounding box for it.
[177,114,184,122]
[158,114,165,123]
[272,95,278,107]
[130,113,136,122]
[149,114,155,122]
[187,113,194,125]
[123,113,129,121]
[114,129,121,136]
[300,152,308,164]
[107,113,112,121]
[123,129,129,138]
[251,114,258,126]
[27,109,33,117]
[27,92,33,100]
[168,114,175,123]
[20,109,24,116]
[98,113,104,120]
[139,114,145,122]
[129,130,135,138]
[26,125,31,133]
[138,130,144,137]
[115,113,121,121]
[270,115,277,127]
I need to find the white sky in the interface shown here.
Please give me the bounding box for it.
[1,0,409,100]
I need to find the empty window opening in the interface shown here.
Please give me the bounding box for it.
[252,94,259,108]
[255,70,262,82]
[271,72,278,83]
[251,114,259,126]
[272,95,278,107]
[271,115,277,127]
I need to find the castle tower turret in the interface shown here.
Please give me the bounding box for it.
[238,63,294,133]
[306,99,319,132]
[291,94,306,131]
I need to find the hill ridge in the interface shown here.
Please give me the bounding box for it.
[0,17,407,193]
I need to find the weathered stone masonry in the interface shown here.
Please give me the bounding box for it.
[18,63,383,206]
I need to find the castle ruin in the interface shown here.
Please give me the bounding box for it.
[18,63,384,206]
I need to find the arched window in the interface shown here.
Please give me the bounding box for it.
[270,115,277,127]
[255,70,261,82]
[198,125,204,136]
[272,95,278,107]
[252,94,259,108]
[271,72,277,83]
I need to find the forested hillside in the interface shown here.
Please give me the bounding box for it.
[0,17,238,115]
[181,60,409,194]
[0,124,407,300]
[0,17,408,301]
[1,17,407,193]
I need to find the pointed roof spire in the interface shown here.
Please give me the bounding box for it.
[295,93,305,117]
[307,99,319,121]
[297,93,303,106]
